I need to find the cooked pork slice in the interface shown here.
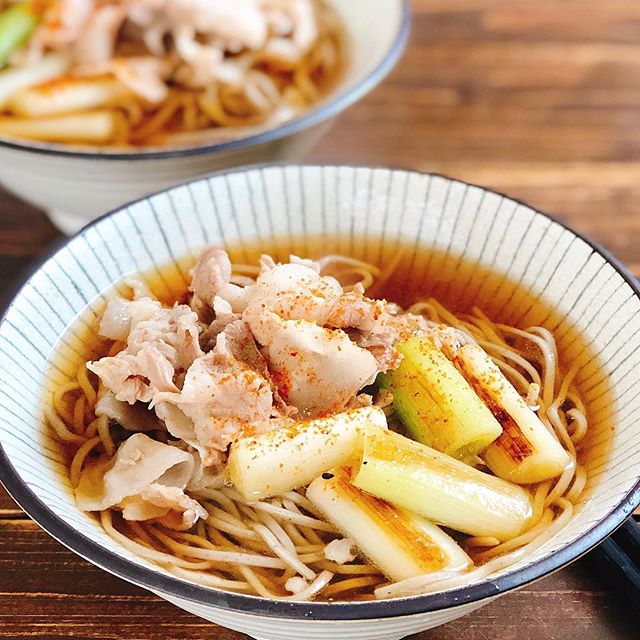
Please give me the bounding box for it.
[74,5,125,67]
[248,257,389,334]
[190,247,251,317]
[95,390,162,432]
[120,484,207,528]
[88,346,178,404]
[186,449,226,492]
[33,0,95,50]
[242,254,406,374]
[345,393,374,410]
[199,296,242,348]
[323,284,387,333]
[351,312,432,371]
[248,259,342,321]
[152,347,273,465]
[89,299,203,403]
[246,309,379,417]
[75,433,206,526]
[168,0,268,50]
[98,297,159,342]
[153,400,199,449]
[126,303,202,370]
[221,320,297,417]
[108,56,169,104]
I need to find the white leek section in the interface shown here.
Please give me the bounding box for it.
[228,406,387,501]
[352,428,532,541]
[0,110,120,143]
[8,77,133,117]
[307,468,471,582]
[380,336,502,460]
[0,54,69,108]
[456,344,572,483]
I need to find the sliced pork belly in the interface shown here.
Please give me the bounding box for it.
[98,297,159,342]
[88,346,178,404]
[190,246,250,317]
[74,5,125,67]
[351,312,432,372]
[75,433,207,527]
[246,308,379,417]
[222,319,296,417]
[88,299,203,404]
[95,390,162,431]
[153,344,273,465]
[120,484,206,529]
[247,256,391,339]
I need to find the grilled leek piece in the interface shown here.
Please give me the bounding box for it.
[8,77,134,117]
[379,336,502,460]
[0,54,69,108]
[307,467,471,581]
[0,110,120,143]
[454,343,571,484]
[0,1,41,68]
[228,406,387,501]
[352,427,532,541]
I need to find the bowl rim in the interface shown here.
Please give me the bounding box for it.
[0,1,410,162]
[1,163,639,621]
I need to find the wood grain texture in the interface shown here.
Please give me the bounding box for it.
[0,518,637,640]
[0,0,639,638]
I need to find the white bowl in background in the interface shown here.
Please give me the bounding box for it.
[0,1,410,234]
[0,165,639,640]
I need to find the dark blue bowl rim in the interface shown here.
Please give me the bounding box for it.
[0,1,411,162]
[0,163,639,621]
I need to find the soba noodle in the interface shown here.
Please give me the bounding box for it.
[47,253,590,601]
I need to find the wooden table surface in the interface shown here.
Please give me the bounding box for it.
[1,1,640,638]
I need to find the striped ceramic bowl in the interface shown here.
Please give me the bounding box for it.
[1,165,639,640]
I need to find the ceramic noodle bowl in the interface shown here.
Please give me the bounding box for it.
[0,1,409,234]
[0,166,639,640]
